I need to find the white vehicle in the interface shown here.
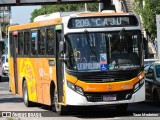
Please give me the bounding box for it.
[2,54,8,76]
[144,59,160,67]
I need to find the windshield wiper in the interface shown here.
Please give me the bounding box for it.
[84,29,98,62]
[111,28,125,48]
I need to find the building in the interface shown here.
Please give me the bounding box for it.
[0,6,11,55]
[0,6,11,23]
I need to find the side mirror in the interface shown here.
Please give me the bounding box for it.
[59,41,68,62]
[146,73,154,79]
[59,41,64,54]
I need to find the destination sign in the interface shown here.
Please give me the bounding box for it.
[68,16,138,28]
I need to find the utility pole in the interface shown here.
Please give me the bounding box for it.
[85,3,88,12]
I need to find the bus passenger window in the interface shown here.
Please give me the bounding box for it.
[24,31,30,56]
[38,29,46,55]
[9,33,13,57]
[46,28,54,55]
[18,32,24,56]
[31,31,37,56]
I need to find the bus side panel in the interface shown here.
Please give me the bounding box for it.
[17,58,23,97]
[28,57,52,105]
[37,57,51,105]
[35,58,43,104]
[44,58,57,105]
[18,58,38,102]
[15,57,57,105]
[35,58,57,105]
[42,58,54,105]
[31,57,56,105]
[9,57,16,94]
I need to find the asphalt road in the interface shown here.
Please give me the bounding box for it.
[0,76,160,120]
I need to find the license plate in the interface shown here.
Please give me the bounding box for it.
[103,95,116,101]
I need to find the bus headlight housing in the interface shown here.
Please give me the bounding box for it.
[134,78,144,93]
[67,81,84,95]
[134,82,139,92]
[67,81,76,91]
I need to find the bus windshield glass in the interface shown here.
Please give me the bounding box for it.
[65,30,142,72]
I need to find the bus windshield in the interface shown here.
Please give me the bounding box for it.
[66,30,142,72]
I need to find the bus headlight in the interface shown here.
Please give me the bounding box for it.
[67,81,76,91]
[134,83,139,92]
[140,79,144,85]
[67,81,84,95]
[134,78,144,93]
[75,86,83,95]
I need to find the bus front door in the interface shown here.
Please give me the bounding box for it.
[13,36,18,94]
[56,30,64,103]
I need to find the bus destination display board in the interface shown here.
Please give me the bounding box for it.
[68,16,138,28]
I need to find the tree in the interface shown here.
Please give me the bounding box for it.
[133,0,160,42]
[30,3,98,22]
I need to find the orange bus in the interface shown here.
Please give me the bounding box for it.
[8,11,145,115]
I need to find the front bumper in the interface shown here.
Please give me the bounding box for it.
[65,83,145,106]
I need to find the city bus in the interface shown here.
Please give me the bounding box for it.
[8,11,145,115]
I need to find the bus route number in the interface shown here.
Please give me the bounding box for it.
[75,19,90,27]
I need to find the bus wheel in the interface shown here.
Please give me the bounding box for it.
[53,88,67,115]
[153,91,160,105]
[116,104,128,112]
[23,81,33,107]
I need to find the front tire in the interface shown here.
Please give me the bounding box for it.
[53,88,68,115]
[23,81,33,107]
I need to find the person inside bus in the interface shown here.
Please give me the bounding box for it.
[76,36,88,62]
[111,42,128,65]
[111,42,139,65]
[111,42,127,56]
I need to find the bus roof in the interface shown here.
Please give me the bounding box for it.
[8,17,62,31]
[8,11,133,31]
[33,11,129,22]
[77,12,128,17]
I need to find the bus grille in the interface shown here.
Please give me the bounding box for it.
[84,90,132,102]
[80,74,132,82]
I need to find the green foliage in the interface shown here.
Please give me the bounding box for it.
[30,3,98,22]
[133,0,143,14]
[133,0,160,42]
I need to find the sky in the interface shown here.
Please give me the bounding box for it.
[11,6,41,24]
